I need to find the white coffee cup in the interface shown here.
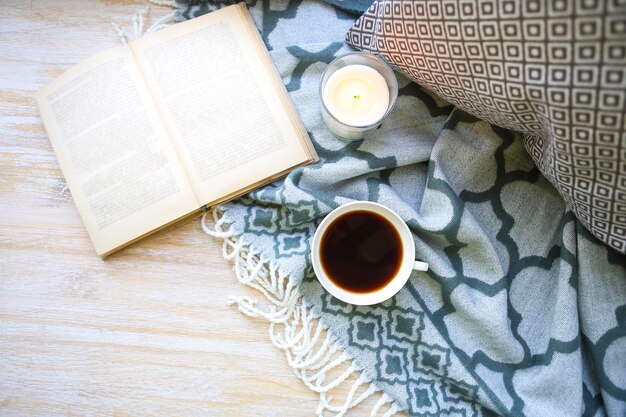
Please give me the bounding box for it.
[310,201,428,305]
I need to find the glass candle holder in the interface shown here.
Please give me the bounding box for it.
[320,53,398,141]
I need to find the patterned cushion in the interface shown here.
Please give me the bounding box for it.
[346,0,626,253]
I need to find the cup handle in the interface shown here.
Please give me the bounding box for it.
[413,260,429,271]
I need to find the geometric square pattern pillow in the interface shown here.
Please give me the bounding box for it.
[347,0,626,253]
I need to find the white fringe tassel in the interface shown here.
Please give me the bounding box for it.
[202,208,401,417]
[111,2,177,45]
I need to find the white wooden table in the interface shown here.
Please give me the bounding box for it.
[0,1,321,415]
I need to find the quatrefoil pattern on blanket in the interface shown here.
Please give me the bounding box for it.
[215,37,625,414]
[181,0,626,415]
[328,294,480,416]
[240,196,322,258]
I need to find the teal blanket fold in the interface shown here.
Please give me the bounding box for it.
[177,1,626,415]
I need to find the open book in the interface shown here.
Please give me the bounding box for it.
[36,4,318,257]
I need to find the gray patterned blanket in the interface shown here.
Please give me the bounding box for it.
[176,1,626,415]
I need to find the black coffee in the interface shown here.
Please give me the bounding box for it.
[320,210,403,293]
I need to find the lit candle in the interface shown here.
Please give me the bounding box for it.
[320,53,397,141]
[322,65,390,127]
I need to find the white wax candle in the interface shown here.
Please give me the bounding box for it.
[322,64,390,127]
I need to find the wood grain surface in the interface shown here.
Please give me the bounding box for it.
[0,1,323,415]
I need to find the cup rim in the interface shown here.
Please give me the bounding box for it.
[310,201,415,306]
[319,52,399,130]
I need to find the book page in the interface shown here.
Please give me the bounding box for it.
[130,4,315,205]
[36,46,198,256]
